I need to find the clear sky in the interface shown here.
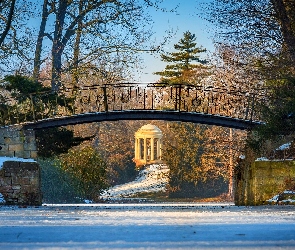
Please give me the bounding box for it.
[134,0,214,82]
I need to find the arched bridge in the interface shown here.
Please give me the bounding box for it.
[0,83,266,159]
[23,110,262,130]
[2,82,265,130]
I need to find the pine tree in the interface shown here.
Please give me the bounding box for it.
[154,31,207,84]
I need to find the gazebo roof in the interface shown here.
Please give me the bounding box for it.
[135,124,162,137]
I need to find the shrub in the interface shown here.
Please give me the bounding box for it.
[39,158,81,203]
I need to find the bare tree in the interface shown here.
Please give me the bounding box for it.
[32,0,162,91]
[0,0,36,75]
[33,0,51,80]
[271,0,295,63]
[205,0,295,75]
[0,0,16,46]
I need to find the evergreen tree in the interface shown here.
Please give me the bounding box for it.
[1,75,73,124]
[1,75,88,157]
[154,31,207,84]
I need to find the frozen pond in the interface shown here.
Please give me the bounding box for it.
[0,203,295,249]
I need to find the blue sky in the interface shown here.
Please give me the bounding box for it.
[26,0,213,83]
[134,0,214,82]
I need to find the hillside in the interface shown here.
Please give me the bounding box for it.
[100,164,169,200]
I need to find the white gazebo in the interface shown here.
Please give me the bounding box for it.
[134,124,163,166]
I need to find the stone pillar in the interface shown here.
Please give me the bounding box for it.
[151,138,154,161]
[0,161,42,206]
[134,138,138,160]
[144,138,147,164]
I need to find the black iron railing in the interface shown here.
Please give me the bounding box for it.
[0,83,268,125]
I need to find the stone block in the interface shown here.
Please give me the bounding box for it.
[14,151,25,158]
[0,144,8,151]
[21,177,31,185]
[4,137,12,144]
[8,143,24,152]
[24,137,35,145]
[5,188,14,194]
[20,162,39,171]
[22,150,38,159]
[3,161,21,170]
[30,151,38,159]
[29,178,40,186]
[23,151,32,159]
[0,151,15,157]
[24,143,37,151]
[23,129,35,136]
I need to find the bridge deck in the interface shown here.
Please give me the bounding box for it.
[22,110,263,130]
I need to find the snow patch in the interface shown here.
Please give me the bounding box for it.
[0,193,5,203]
[0,156,35,169]
[100,164,169,199]
[266,190,295,204]
[255,157,269,161]
[276,142,291,151]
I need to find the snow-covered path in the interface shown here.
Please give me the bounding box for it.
[99,164,169,199]
[0,203,295,249]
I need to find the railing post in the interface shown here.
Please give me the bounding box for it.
[143,88,146,110]
[151,90,154,110]
[102,85,108,112]
[178,85,182,111]
[174,86,178,110]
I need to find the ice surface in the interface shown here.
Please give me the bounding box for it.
[0,204,295,249]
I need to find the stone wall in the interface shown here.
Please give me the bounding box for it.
[0,161,42,206]
[234,160,295,205]
[0,125,37,159]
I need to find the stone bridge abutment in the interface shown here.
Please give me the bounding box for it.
[0,125,37,159]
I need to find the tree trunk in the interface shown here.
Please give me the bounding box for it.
[0,0,16,46]
[72,0,83,88]
[33,0,49,81]
[228,128,233,198]
[51,0,68,92]
[271,0,295,63]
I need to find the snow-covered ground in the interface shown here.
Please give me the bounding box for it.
[0,203,295,249]
[0,156,35,169]
[100,164,169,200]
[1,159,295,249]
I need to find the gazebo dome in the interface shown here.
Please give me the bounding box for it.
[136,124,162,137]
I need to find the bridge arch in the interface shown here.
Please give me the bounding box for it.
[0,110,262,159]
[1,82,265,159]
[22,110,262,131]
